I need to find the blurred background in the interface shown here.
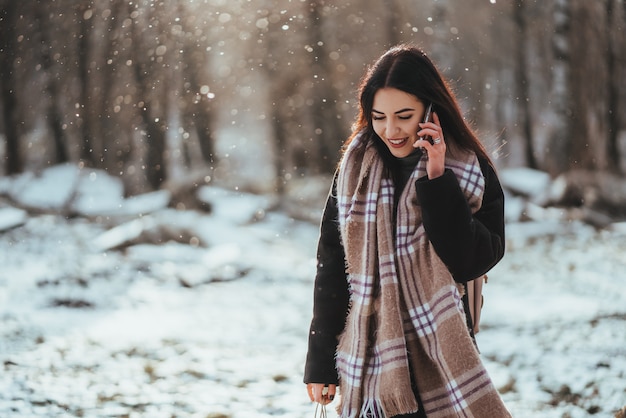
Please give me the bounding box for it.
[1,1,626,417]
[2,0,625,197]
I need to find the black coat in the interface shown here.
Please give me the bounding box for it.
[303,156,505,385]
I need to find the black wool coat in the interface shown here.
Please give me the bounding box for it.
[303,156,505,385]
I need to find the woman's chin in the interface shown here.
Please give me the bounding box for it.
[388,147,415,158]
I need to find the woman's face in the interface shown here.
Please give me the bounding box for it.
[371,87,427,158]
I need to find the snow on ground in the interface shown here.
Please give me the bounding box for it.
[1,166,626,418]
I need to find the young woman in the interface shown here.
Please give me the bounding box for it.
[304,44,511,418]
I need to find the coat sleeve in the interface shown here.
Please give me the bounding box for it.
[303,177,350,385]
[415,157,505,283]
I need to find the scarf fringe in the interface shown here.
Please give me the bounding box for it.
[355,398,419,418]
[359,399,385,418]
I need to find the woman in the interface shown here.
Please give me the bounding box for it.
[304,44,511,418]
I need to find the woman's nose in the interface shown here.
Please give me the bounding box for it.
[386,119,399,135]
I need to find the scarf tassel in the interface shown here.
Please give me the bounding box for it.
[358,398,419,418]
[359,399,385,418]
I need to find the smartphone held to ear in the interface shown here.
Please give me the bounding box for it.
[419,103,433,145]
[422,103,433,124]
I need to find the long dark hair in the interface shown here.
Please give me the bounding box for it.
[345,44,492,169]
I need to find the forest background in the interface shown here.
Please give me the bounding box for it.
[2,0,626,203]
[2,1,626,417]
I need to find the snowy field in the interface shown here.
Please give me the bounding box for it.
[1,165,626,418]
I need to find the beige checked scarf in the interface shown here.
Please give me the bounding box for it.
[335,133,511,418]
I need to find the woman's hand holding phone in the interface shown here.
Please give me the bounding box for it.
[414,106,446,179]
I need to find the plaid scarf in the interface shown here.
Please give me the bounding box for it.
[335,133,511,418]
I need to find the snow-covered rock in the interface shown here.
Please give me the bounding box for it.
[500,167,551,200]
[0,207,28,231]
[197,185,275,224]
[8,164,80,211]
[70,168,125,215]
[2,164,171,218]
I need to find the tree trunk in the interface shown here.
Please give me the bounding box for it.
[131,6,167,190]
[306,0,347,174]
[77,2,97,166]
[546,0,573,175]
[134,64,168,190]
[605,0,621,173]
[98,0,127,174]
[0,2,23,174]
[193,102,216,166]
[513,0,537,169]
[184,57,216,167]
[270,102,289,196]
[34,3,68,164]
[568,1,609,171]
[256,11,300,194]
[144,105,168,190]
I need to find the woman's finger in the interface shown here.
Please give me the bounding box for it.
[307,384,315,402]
[308,383,325,403]
[431,112,444,144]
[326,384,337,401]
[307,383,337,405]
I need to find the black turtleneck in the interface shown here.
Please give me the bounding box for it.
[395,148,423,195]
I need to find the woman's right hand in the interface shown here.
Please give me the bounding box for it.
[307,383,337,405]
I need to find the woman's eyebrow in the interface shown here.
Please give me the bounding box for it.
[372,108,415,114]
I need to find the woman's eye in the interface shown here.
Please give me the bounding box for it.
[372,115,385,121]
[398,115,413,120]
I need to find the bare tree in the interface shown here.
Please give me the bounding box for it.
[177,1,216,168]
[304,0,348,174]
[605,0,622,173]
[76,2,99,166]
[254,8,297,194]
[93,0,129,174]
[34,3,69,165]
[513,0,537,168]
[184,66,217,167]
[568,2,608,170]
[0,1,23,174]
[131,3,168,190]
[545,0,573,174]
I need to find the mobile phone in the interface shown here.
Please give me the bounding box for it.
[422,103,433,124]
[419,103,433,144]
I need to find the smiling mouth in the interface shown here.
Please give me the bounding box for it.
[387,137,409,147]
